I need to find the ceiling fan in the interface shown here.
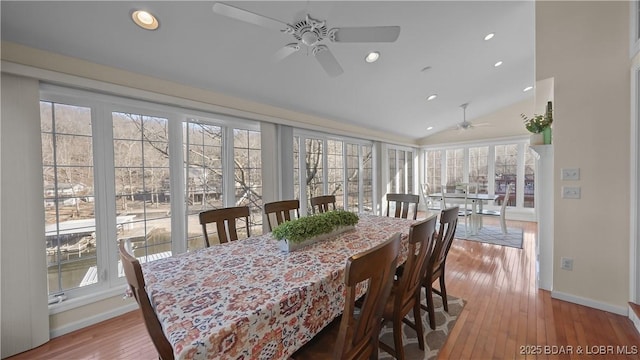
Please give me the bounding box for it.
[212,2,401,77]
[449,103,491,131]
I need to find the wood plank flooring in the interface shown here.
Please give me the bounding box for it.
[7,219,640,360]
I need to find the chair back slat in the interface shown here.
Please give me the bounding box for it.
[310,195,337,214]
[264,199,300,231]
[199,206,250,247]
[386,193,419,220]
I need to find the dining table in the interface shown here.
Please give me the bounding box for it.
[141,213,420,360]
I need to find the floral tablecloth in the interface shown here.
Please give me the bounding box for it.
[142,214,417,360]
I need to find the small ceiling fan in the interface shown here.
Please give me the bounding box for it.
[212,2,401,77]
[448,103,491,131]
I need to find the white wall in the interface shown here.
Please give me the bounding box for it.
[1,73,50,357]
[537,1,631,313]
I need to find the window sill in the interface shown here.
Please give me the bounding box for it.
[48,286,128,315]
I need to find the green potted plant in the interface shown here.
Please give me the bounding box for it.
[272,210,359,252]
[521,101,553,145]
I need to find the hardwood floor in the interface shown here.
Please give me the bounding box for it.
[8,219,640,360]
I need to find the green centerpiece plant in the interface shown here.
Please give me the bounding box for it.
[272,210,359,250]
[521,101,553,144]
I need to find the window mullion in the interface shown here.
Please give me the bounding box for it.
[463,148,470,184]
[517,143,526,208]
[488,146,496,196]
[223,126,235,207]
[169,117,186,255]
[94,103,118,287]
[298,137,308,215]
[323,139,329,196]
[358,145,364,213]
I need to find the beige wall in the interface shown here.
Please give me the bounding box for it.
[1,74,50,357]
[537,1,630,310]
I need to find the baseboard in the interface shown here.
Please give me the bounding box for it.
[551,291,628,316]
[49,302,138,338]
[630,303,640,334]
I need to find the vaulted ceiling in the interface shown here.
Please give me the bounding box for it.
[1,1,535,141]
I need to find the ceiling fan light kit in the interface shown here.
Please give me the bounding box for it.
[212,2,400,77]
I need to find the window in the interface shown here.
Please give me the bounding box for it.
[294,132,374,214]
[469,146,489,193]
[113,112,172,260]
[524,148,535,208]
[361,145,374,214]
[423,139,535,211]
[425,150,442,193]
[387,147,414,194]
[40,87,261,300]
[445,149,464,191]
[327,140,345,209]
[41,101,96,294]
[184,121,223,249]
[233,128,263,233]
[305,138,324,207]
[495,144,518,206]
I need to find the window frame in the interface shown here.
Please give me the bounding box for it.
[40,85,261,310]
[293,129,375,215]
[422,136,532,210]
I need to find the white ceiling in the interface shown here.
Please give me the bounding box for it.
[1,1,535,141]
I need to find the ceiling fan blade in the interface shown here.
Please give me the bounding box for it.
[212,3,290,32]
[273,43,300,62]
[313,46,344,77]
[331,26,400,43]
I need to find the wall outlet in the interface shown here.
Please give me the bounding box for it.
[561,168,580,180]
[561,257,574,271]
[562,186,581,199]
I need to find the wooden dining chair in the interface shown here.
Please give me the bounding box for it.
[379,215,438,360]
[310,195,337,214]
[119,239,174,360]
[291,233,401,360]
[422,206,459,330]
[264,199,300,231]
[386,193,419,220]
[199,206,250,247]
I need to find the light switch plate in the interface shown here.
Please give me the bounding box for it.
[562,186,581,199]
[561,168,580,180]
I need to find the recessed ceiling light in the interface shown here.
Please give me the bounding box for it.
[494,61,503,67]
[427,126,434,131]
[365,51,380,63]
[132,10,159,30]
[484,33,495,41]
[523,86,533,92]
[426,94,438,101]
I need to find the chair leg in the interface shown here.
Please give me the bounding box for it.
[413,299,425,350]
[420,285,436,330]
[439,275,449,312]
[500,214,508,234]
[393,318,405,360]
